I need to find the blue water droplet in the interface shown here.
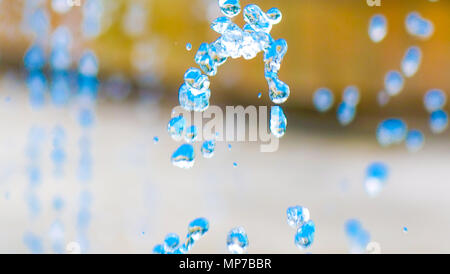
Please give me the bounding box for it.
[406,12,434,39]
[384,71,404,96]
[227,227,249,254]
[337,102,356,126]
[270,106,287,138]
[219,0,241,18]
[243,4,272,33]
[342,86,360,106]
[153,136,159,144]
[345,219,370,253]
[185,125,198,143]
[164,233,180,253]
[294,220,315,249]
[405,129,424,152]
[24,44,46,71]
[403,226,408,233]
[186,43,192,51]
[266,8,282,25]
[429,109,448,134]
[424,89,447,113]
[313,88,334,112]
[376,118,408,146]
[287,205,310,229]
[266,73,290,104]
[179,83,211,112]
[401,46,422,78]
[369,14,387,43]
[167,116,186,141]
[171,144,195,169]
[364,162,389,197]
[152,244,165,254]
[257,92,262,98]
[201,140,216,158]
[233,162,238,167]
[184,68,210,91]
[78,50,99,77]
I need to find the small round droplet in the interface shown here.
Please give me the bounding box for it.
[424,89,447,113]
[287,205,310,229]
[313,88,334,112]
[233,162,238,167]
[403,226,408,234]
[185,125,198,143]
[218,0,241,18]
[364,162,389,197]
[384,71,404,96]
[153,136,159,144]
[201,140,216,158]
[294,220,315,249]
[226,227,249,254]
[429,109,448,134]
[186,43,192,51]
[376,118,408,146]
[167,116,186,141]
[369,14,387,43]
[405,129,424,152]
[337,102,356,126]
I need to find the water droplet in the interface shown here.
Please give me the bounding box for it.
[376,118,408,146]
[171,144,195,169]
[184,67,210,91]
[405,129,424,152]
[185,125,198,143]
[24,44,46,71]
[369,14,387,43]
[345,219,371,254]
[201,140,216,158]
[227,227,249,254]
[257,92,262,98]
[164,233,180,253]
[78,50,99,77]
[287,206,310,229]
[270,106,287,138]
[294,220,315,249]
[337,102,356,126]
[429,109,448,134]
[364,162,389,197]
[179,83,211,112]
[384,71,404,96]
[243,4,272,33]
[401,46,422,78]
[228,144,232,150]
[184,217,209,252]
[186,43,192,51]
[403,226,408,234]
[218,0,241,18]
[153,136,159,144]
[233,162,238,167]
[152,244,165,254]
[313,88,334,112]
[342,86,360,106]
[167,116,186,141]
[424,89,447,113]
[266,8,282,25]
[405,12,434,39]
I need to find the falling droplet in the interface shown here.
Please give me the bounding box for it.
[227,227,249,254]
[405,12,434,40]
[313,88,334,112]
[424,89,447,113]
[218,0,241,18]
[164,233,180,253]
[185,125,198,143]
[337,102,356,126]
[364,162,389,197]
[376,118,408,146]
[167,116,186,141]
[266,7,282,25]
[171,144,195,169]
[287,206,310,229]
[405,129,424,152]
[429,109,448,134]
[201,140,216,158]
[384,71,404,96]
[294,220,315,249]
[401,46,422,78]
[270,106,287,138]
[186,43,192,51]
[369,14,387,43]
[153,136,159,144]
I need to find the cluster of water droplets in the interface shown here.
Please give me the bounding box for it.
[286,206,315,250]
[153,217,210,254]
[169,1,289,168]
[226,227,249,254]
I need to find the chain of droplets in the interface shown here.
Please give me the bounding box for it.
[153,217,209,254]
[169,1,289,169]
[286,206,316,250]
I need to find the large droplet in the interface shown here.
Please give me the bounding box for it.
[368,14,387,43]
[171,144,195,169]
[270,106,287,138]
[226,227,249,254]
[376,118,408,146]
[266,7,282,25]
[405,12,434,39]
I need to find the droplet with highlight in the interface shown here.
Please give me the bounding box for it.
[171,144,195,169]
[369,14,387,43]
[227,227,249,254]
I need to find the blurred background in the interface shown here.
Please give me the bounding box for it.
[0,0,449,254]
